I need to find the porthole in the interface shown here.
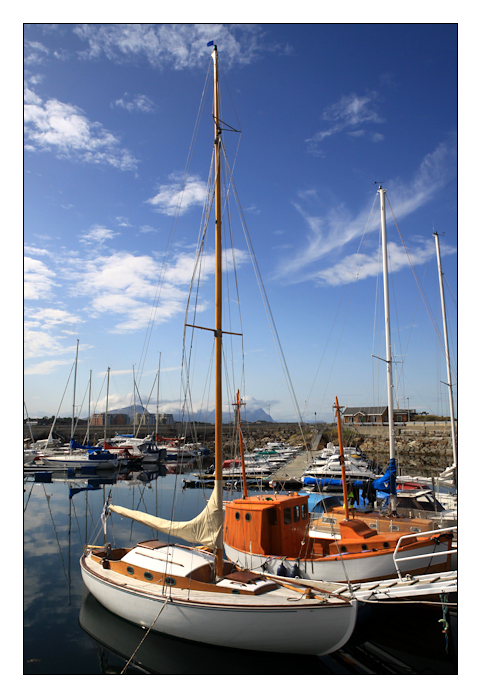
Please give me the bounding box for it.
[340,545,347,553]
[383,541,389,548]
[245,513,251,522]
[361,544,367,551]
[126,566,135,575]
[231,589,240,594]
[164,576,176,586]
[144,571,153,581]
[235,512,240,520]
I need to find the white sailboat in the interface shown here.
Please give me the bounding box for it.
[80,44,358,656]
[41,359,118,470]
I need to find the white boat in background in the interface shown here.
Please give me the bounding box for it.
[80,44,358,656]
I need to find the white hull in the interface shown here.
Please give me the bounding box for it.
[80,555,357,655]
[41,456,117,470]
[224,539,451,584]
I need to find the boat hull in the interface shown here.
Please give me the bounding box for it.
[80,556,357,656]
[224,539,452,584]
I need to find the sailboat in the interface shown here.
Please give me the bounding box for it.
[41,357,118,471]
[223,187,455,583]
[80,44,358,656]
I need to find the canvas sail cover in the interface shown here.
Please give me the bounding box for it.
[109,479,223,549]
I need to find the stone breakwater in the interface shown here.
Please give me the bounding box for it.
[212,423,455,477]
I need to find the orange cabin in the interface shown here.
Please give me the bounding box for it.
[223,492,311,558]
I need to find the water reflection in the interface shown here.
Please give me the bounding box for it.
[24,469,457,675]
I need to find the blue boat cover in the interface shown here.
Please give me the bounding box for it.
[372,458,397,498]
[70,438,101,452]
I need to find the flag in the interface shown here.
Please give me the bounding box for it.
[207,41,214,46]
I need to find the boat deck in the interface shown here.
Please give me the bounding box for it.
[82,554,352,607]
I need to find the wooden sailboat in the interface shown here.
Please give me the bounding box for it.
[80,44,358,656]
[223,187,455,584]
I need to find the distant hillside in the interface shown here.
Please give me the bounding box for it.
[108,404,273,424]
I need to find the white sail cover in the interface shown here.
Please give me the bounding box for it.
[109,479,223,549]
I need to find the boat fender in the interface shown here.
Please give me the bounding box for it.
[276,560,288,576]
[289,562,301,578]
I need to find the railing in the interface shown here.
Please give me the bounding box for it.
[392,526,457,579]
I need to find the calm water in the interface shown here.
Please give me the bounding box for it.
[24,468,457,675]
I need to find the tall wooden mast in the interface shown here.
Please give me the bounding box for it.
[212,44,224,576]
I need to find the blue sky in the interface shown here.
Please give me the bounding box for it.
[23,23,458,424]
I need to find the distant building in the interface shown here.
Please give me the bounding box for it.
[342,406,415,424]
[112,413,129,426]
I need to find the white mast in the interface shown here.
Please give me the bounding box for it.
[433,232,457,470]
[71,339,79,448]
[87,369,92,445]
[378,186,397,510]
[156,353,161,440]
[104,367,110,446]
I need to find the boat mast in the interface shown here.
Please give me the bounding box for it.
[87,369,92,446]
[334,396,349,520]
[71,339,79,449]
[156,353,161,441]
[378,186,397,511]
[104,367,110,447]
[433,232,457,470]
[234,391,248,498]
[212,43,224,576]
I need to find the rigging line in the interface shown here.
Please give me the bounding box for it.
[221,151,307,442]
[308,194,379,421]
[137,63,213,383]
[386,196,450,370]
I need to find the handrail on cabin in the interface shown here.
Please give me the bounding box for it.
[392,526,457,579]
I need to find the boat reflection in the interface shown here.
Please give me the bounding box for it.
[79,588,456,675]
[78,589,336,674]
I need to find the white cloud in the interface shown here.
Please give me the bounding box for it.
[24,257,58,299]
[24,88,138,171]
[73,24,268,70]
[79,225,119,244]
[306,91,384,154]
[275,138,457,284]
[147,173,207,216]
[113,93,156,113]
[24,358,74,375]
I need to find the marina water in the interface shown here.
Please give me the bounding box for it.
[24,467,457,674]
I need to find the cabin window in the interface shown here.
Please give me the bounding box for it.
[144,571,153,581]
[284,508,292,525]
[267,509,277,526]
[235,512,240,520]
[164,577,176,586]
[126,566,135,575]
[245,513,252,522]
[293,505,300,522]
[301,503,307,519]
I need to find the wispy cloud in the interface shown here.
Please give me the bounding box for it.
[112,93,156,113]
[275,138,457,284]
[79,225,120,244]
[306,91,384,155]
[24,358,75,375]
[147,173,207,216]
[24,87,138,171]
[73,24,270,70]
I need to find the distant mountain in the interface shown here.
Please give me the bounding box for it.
[108,404,273,424]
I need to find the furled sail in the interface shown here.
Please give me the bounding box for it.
[109,479,223,549]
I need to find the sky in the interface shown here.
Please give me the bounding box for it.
[23,23,458,424]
